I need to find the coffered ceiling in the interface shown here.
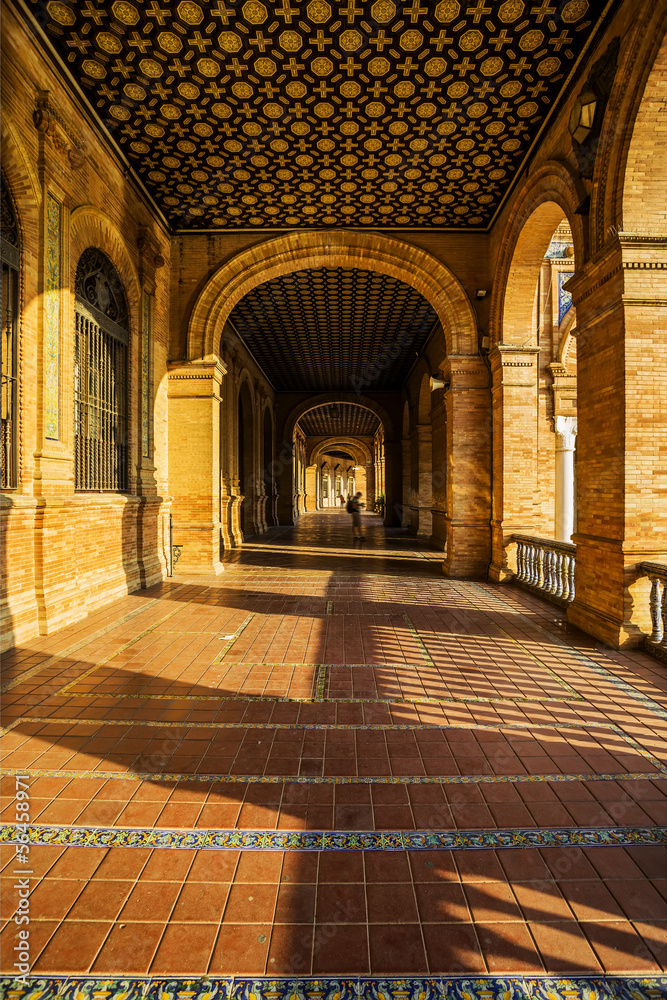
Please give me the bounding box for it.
[298,402,381,436]
[228,266,437,391]
[29,0,603,230]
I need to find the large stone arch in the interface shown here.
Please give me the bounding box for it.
[187,230,477,362]
[591,6,667,250]
[309,438,372,467]
[489,162,584,347]
[487,164,583,583]
[285,393,395,442]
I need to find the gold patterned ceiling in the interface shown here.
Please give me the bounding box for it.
[228,266,438,391]
[31,0,601,229]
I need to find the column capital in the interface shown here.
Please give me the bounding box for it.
[167,359,227,398]
[440,354,488,390]
[555,415,577,451]
[489,344,540,386]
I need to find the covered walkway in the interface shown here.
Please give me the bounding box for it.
[1,510,665,988]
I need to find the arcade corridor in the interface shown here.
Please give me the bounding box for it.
[1,510,665,987]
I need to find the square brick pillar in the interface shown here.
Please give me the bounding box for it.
[167,360,226,575]
[566,235,667,647]
[431,396,447,549]
[442,356,491,577]
[489,344,541,581]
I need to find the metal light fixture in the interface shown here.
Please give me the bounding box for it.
[330,404,340,419]
[430,375,446,392]
[569,91,597,145]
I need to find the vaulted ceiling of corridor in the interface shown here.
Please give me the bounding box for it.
[298,402,381,436]
[28,0,605,231]
[229,266,437,391]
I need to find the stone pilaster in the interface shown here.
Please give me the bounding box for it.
[566,233,667,646]
[489,344,541,581]
[430,396,447,550]
[167,359,226,575]
[442,355,491,577]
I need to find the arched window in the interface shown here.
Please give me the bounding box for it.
[74,248,129,491]
[1,174,20,489]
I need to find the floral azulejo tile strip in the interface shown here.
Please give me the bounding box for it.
[1,824,665,853]
[44,193,60,442]
[1,767,661,787]
[1,976,667,1000]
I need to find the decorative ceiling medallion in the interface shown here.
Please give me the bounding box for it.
[228,267,437,392]
[29,0,602,230]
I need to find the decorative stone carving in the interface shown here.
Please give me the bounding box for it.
[33,90,86,170]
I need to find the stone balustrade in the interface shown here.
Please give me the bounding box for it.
[642,561,667,662]
[513,534,576,606]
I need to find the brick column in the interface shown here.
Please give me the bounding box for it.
[431,396,447,550]
[415,423,433,540]
[442,356,491,577]
[383,438,402,527]
[488,345,540,581]
[167,360,226,575]
[219,346,242,548]
[567,234,667,647]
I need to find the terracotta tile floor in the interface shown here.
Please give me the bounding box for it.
[1,510,666,979]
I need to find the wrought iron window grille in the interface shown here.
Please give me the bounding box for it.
[1,174,20,490]
[74,248,129,493]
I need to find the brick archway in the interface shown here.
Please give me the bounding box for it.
[309,438,372,467]
[284,393,394,442]
[591,9,667,250]
[489,162,584,348]
[187,230,477,362]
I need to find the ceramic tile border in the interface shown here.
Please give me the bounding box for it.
[0,715,614,735]
[1,975,666,1000]
[0,767,660,787]
[2,823,664,853]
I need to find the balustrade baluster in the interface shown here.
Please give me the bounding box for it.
[561,554,570,601]
[660,581,667,646]
[511,534,576,605]
[548,549,557,594]
[555,551,564,597]
[568,555,575,600]
[649,578,663,643]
